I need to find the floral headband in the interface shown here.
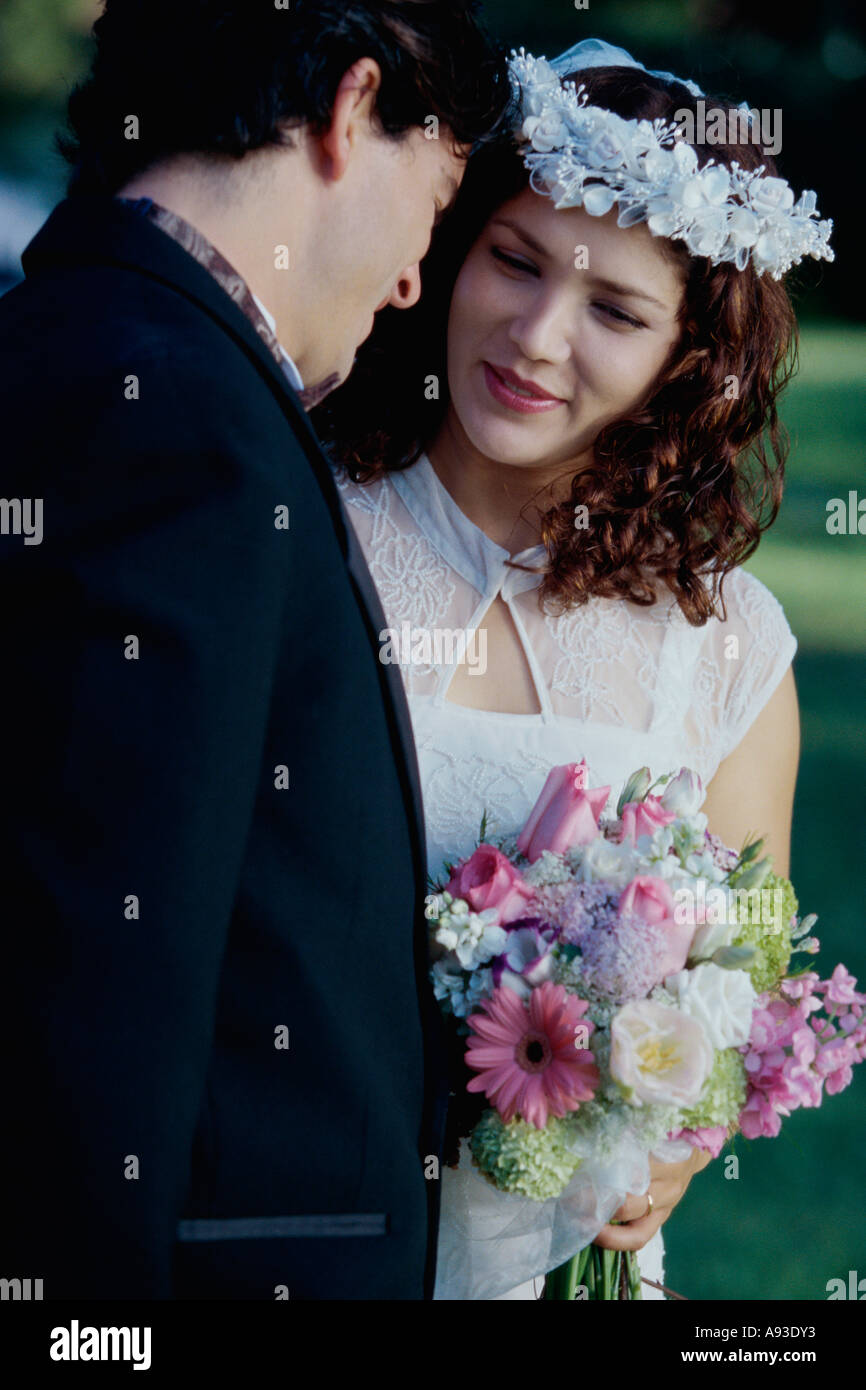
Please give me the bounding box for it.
[507,39,834,280]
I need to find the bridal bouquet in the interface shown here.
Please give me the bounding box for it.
[427,761,866,1300]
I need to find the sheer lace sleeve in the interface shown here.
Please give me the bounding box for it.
[689,567,798,779]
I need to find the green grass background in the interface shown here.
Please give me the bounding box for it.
[663,323,866,1300]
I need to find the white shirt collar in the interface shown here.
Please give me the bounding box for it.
[250,291,305,393]
[389,453,548,599]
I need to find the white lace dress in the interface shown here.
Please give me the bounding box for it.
[333,452,797,1300]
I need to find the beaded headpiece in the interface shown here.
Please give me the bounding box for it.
[508,38,834,279]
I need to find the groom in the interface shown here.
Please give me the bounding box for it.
[0,1,505,1300]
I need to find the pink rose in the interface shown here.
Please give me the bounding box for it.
[620,795,676,845]
[446,844,535,926]
[618,876,694,979]
[517,762,610,863]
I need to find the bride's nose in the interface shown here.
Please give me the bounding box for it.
[388,263,423,310]
[508,292,572,365]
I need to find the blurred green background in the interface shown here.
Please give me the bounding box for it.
[1,0,863,1301]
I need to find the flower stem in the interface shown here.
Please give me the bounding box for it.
[543,1246,641,1299]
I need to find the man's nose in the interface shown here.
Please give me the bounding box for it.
[388,263,423,311]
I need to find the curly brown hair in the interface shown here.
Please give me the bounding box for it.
[313,64,808,625]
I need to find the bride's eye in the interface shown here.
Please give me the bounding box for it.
[490,246,539,276]
[596,302,645,329]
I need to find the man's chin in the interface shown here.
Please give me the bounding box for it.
[296,334,370,410]
[297,371,344,411]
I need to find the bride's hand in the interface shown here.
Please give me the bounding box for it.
[592,1146,713,1252]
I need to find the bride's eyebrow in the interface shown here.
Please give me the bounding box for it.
[489,217,547,257]
[585,274,669,312]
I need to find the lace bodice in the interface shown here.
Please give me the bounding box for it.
[333,453,797,880]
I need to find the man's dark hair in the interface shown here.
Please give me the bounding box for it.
[57,0,509,196]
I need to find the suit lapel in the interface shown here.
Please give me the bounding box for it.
[21,196,428,881]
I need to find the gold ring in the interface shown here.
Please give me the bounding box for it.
[645,1192,654,1217]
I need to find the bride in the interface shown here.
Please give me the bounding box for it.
[314,37,832,1298]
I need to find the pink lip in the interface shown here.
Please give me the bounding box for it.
[483,362,566,415]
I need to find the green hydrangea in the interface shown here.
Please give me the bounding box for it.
[469,1110,582,1200]
[679,1046,747,1131]
[730,871,797,992]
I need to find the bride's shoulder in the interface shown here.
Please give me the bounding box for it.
[680,567,798,769]
[647,564,797,694]
[687,566,798,742]
[636,565,793,652]
[705,566,796,652]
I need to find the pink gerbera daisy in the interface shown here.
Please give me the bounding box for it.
[465,981,600,1129]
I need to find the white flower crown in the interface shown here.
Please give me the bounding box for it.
[508,47,834,280]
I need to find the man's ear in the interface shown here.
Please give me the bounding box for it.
[318,57,383,182]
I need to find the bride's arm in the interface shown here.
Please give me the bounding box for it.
[595,667,801,1252]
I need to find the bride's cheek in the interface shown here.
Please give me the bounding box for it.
[459,262,500,320]
[450,286,485,348]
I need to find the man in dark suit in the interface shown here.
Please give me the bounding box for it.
[0,1,506,1299]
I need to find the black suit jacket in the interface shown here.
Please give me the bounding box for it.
[0,195,449,1299]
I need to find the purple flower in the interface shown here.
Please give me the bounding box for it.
[491,921,559,998]
[573,912,674,1002]
[556,882,620,943]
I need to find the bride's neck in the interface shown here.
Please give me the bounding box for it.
[425,414,582,555]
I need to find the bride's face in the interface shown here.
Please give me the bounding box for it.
[445,186,686,471]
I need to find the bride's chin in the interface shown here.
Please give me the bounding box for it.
[465,435,558,471]
[459,411,559,466]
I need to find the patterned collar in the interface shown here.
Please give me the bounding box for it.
[116,196,336,410]
[390,453,548,599]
